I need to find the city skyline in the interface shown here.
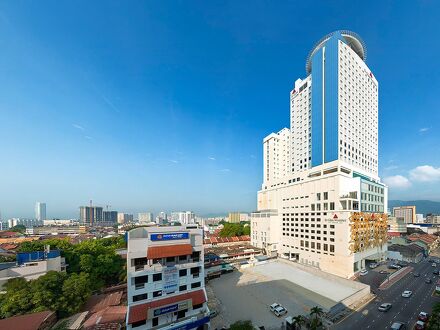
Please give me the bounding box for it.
[1,2,440,218]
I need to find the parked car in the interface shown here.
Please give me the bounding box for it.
[379,270,389,274]
[388,264,401,270]
[418,312,429,322]
[397,261,408,267]
[433,270,439,275]
[270,303,287,317]
[272,306,287,317]
[270,303,280,312]
[369,262,378,269]
[432,263,437,267]
[414,272,420,277]
[378,303,392,312]
[401,290,412,298]
[360,269,368,276]
[390,321,406,330]
[414,320,426,330]
[426,278,432,284]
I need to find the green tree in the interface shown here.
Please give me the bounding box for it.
[229,320,253,330]
[58,273,92,316]
[291,315,306,329]
[10,224,26,233]
[0,278,33,318]
[428,302,440,330]
[309,306,324,330]
[30,271,67,312]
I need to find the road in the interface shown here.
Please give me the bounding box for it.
[333,259,440,329]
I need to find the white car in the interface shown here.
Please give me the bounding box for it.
[401,290,412,298]
[270,303,280,312]
[273,306,288,317]
[360,269,368,276]
[369,263,378,269]
[270,303,287,317]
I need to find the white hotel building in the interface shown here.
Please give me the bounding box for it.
[252,31,388,278]
[126,226,209,330]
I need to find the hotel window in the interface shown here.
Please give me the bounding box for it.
[330,202,335,211]
[179,285,187,292]
[324,192,328,200]
[179,269,187,277]
[317,193,321,201]
[191,282,201,289]
[153,273,162,282]
[330,245,335,253]
[153,290,162,298]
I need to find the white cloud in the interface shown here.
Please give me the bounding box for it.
[208,157,216,161]
[219,168,230,172]
[409,165,440,182]
[84,135,92,140]
[384,165,398,171]
[383,175,411,189]
[419,127,430,133]
[72,124,85,130]
[169,160,179,164]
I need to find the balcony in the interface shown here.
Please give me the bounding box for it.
[340,192,358,199]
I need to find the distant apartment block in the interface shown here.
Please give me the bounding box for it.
[170,211,196,225]
[118,213,134,224]
[138,212,154,224]
[80,206,103,225]
[426,214,440,224]
[126,226,209,330]
[393,206,416,224]
[103,210,118,223]
[35,202,46,222]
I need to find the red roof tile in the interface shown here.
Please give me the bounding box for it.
[83,306,126,329]
[147,244,192,259]
[0,311,55,330]
[128,290,206,324]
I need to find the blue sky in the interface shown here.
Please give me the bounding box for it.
[1,1,440,218]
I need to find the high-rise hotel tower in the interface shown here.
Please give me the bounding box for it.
[251,31,388,278]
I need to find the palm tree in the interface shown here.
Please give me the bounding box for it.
[291,315,306,330]
[309,306,324,330]
[310,306,324,319]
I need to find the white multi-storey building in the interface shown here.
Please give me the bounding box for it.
[263,128,291,182]
[170,212,196,225]
[126,226,209,330]
[253,31,388,279]
[138,212,154,224]
[35,202,46,222]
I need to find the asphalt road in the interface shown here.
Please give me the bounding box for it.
[333,259,440,329]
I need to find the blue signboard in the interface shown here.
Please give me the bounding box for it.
[153,304,179,317]
[150,233,189,241]
[170,316,210,330]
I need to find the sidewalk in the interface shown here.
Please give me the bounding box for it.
[379,266,413,290]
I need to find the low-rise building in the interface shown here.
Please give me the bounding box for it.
[0,250,67,289]
[387,216,407,236]
[426,214,440,224]
[126,226,209,330]
[387,244,424,263]
[250,209,280,256]
[0,310,56,330]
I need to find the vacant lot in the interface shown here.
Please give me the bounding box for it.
[208,260,369,329]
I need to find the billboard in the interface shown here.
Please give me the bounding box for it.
[150,232,189,241]
[163,266,178,293]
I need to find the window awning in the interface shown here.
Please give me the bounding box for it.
[127,289,206,324]
[147,244,193,259]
